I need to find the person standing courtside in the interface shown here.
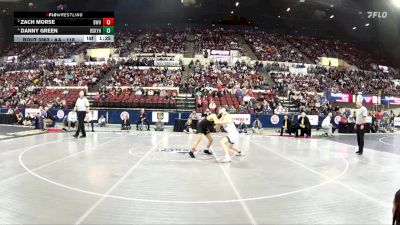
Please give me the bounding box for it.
[355,101,367,155]
[74,91,90,138]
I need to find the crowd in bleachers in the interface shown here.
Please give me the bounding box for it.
[0,70,41,109]
[189,60,265,90]
[93,86,177,108]
[194,28,241,53]
[243,31,305,63]
[286,35,380,70]
[325,69,400,96]
[107,65,182,87]
[135,29,187,54]
[41,64,110,87]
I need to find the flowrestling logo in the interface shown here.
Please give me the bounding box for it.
[366,11,388,19]
[158,148,190,153]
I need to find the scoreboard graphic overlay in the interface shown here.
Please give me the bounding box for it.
[14,12,114,43]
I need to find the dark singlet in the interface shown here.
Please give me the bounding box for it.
[197,117,215,135]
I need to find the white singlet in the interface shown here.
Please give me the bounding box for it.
[225,121,239,144]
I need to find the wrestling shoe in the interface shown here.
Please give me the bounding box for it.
[218,156,232,163]
[234,151,245,157]
[203,149,213,155]
[189,148,196,158]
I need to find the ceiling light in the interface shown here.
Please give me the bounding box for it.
[352,26,357,30]
[235,2,239,7]
[231,10,234,14]
[365,23,370,27]
[392,0,400,8]
[330,15,334,19]
[286,8,291,12]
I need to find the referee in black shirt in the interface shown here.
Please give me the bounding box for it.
[73,91,90,138]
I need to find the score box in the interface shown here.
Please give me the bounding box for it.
[102,18,114,26]
[102,26,114,34]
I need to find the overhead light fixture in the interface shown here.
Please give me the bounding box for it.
[330,15,334,19]
[231,10,234,14]
[391,0,400,8]
[352,26,357,30]
[365,23,370,27]
[286,7,291,12]
[278,15,281,18]
[235,2,239,7]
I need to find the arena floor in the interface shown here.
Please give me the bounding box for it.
[0,130,398,224]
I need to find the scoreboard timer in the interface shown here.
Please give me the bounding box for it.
[13,12,114,43]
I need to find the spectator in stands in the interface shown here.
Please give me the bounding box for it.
[274,103,286,115]
[296,112,311,138]
[155,118,164,131]
[137,108,150,131]
[252,116,263,134]
[196,97,203,109]
[121,114,131,130]
[281,115,294,136]
[237,121,248,134]
[229,105,237,114]
[254,103,264,115]
[98,115,106,127]
[321,112,334,137]
[209,99,216,112]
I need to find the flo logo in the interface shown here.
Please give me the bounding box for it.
[367,11,388,19]
[158,148,190,153]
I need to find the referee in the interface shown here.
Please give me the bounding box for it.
[73,91,90,138]
[355,101,367,155]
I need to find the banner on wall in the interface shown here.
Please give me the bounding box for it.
[24,108,41,117]
[154,60,180,67]
[381,96,400,105]
[209,50,230,56]
[289,67,307,74]
[86,110,99,121]
[362,95,379,104]
[394,117,400,126]
[231,114,251,125]
[152,112,169,123]
[327,93,353,103]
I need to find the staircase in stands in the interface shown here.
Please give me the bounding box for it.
[279,96,300,114]
[176,93,195,112]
